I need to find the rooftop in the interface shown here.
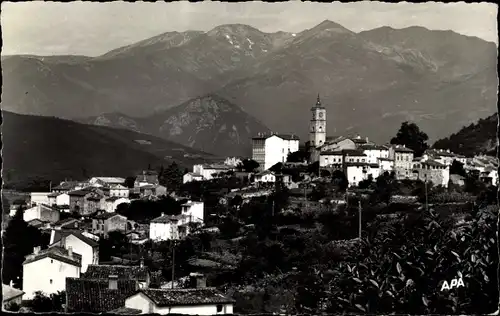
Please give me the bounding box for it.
[108,307,142,315]
[392,145,414,153]
[65,277,137,313]
[50,229,99,248]
[151,214,189,224]
[92,177,126,183]
[23,246,82,267]
[138,288,235,307]
[94,212,126,220]
[252,132,300,141]
[2,284,25,302]
[83,264,149,281]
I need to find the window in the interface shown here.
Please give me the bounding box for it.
[216,305,223,313]
[50,279,53,284]
[51,260,53,264]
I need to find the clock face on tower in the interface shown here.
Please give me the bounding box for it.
[319,112,324,119]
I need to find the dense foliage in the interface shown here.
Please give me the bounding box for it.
[390,121,429,157]
[433,113,498,157]
[2,208,49,288]
[26,291,66,312]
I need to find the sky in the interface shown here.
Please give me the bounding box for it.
[1,1,498,56]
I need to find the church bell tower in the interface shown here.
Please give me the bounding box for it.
[309,94,327,149]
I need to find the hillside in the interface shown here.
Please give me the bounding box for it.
[1,111,216,190]
[81,94,270,157]
[433,113,498,157]
[2,20,497,145]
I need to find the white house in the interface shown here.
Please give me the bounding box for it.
[378,158,394,172]
[23,204,60,224]
[149,214,190,241]
[183,173,205,184]
[412,159,450,188]
[181,201,204,223]
[319,151,343,167]
[345,163,381,187]
[361,144,390,164]
[30,192,50,207]
[251,133,300,171]
[122,287,235,315]
[49,230,99,273]
[192,164,233,181]
[108,184,130,198]
[254,171,277,184]
[22,246,81,300]
[389,145,414,180]
[104,197,131,213]
[89,177,126,186]
[224,157,243,167]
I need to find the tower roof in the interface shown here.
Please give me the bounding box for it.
[312,94,325,109]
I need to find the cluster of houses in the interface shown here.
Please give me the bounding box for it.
[247,96,498,188]
[4,168,238,314]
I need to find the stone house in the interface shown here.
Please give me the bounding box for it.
[92,213,128,237]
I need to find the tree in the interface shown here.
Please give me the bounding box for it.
[269,163,283,174]
[28,291,66,312]
[2,207,46,288]
[159,162,184,192]
[238,159,260,173]
[331,170,348,192]
[124,176,136,188]
[450,160,467,177]
[287,150,309,163]
[390,121,429,157]
[358,175,374,190]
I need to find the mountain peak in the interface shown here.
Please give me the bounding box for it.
[312,20,352,32]
[207,24,263,37]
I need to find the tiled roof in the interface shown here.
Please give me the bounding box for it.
[92,177,126,183]
[108,307,142,315]
[185,172,204,177]
[47,192,59,198]
[94,212,125,220]
[361,144,389,151]
[417,160,445,168]
[252,133,299,141]
[106,196,127,202]
[23,246,82,267]
[50,229,99,248]
[392,145,414,153]
[320,150,343,156]
[139,288,235,307]
[68,189,93,196]
[151,214,188,224]
[83,265,149,282]
[66,277,137,313]
[2,284,25,302]
[342,149,366,156]
[54,217,79,227]
[345,162,379,168]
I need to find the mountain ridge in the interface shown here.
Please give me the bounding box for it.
[2,20,497,151]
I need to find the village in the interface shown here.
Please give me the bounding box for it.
[2,97,498,314]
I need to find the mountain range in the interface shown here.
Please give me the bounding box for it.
[1,111,216,190]
[2,20,497,156]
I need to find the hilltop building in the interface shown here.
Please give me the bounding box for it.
[251,133,300,171]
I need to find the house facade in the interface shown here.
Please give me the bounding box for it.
[49,230,99,273]
[181,201,204,223]
[183,172,205,184]
[389,145,414,179]
[104,197,131,213]
[30,192,50,207]
[23,204,60,224]
[123,288,235,315]
[108,184,130,198]
[135,171,159,187]
[68,189,104,215]
[192,164,234,181]
[150,214,191,241]
[412,159,450,187]
[252,133,300,171]
[254,171,277,184]
[89,177,126,187]
[92,213,128,237]
[23,246,81,300]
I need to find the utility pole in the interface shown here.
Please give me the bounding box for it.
[358,200,362,239]
[425,175,429,212]
[171,241,176,289]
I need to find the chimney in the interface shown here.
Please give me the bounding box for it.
[33,246,40,255]
[161,212,165,217]
[140,257,144,268]
[365,137,369,143]
[190,273,206,288]
[68,246,73,258]
[109,275,118,290]
[10,280,13,288]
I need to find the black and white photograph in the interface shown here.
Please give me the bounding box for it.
[1,1,499,314]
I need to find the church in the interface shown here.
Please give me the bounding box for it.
[306,95,374,163]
